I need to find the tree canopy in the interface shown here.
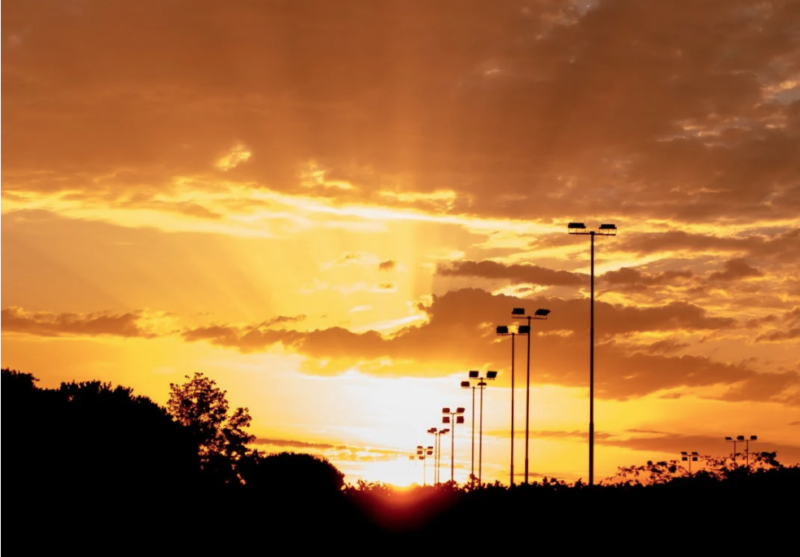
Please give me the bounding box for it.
[167,372,255,482]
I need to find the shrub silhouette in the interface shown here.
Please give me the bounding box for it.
[239,451,345,496]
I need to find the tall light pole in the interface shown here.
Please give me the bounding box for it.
[442,407,465,483]
[681,451,699,475]
[416,445,434,485]
[464,370,497,485]
[460,380,477,481]
[744,435,757,469]
[497,325,525,486]
[567,221,617,487]
[511,308,551,485]
[428,428,449,484]
[727,435,757,469]
[438,428,450,482]
[427,429,438,483]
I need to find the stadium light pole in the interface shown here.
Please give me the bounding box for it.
[460,380,477,481]
[496,325,519,486]
[728,435,757,470]
[567,221,617,487]
[438,428,450,482]
[464,370,498,485]
[725,436,739,469]
[416,445,434,486]
[744,435,757,469]
[428,428,449,484]
[442,407,466,482]
[681,451,699,475]
[427,429,438,483]
[511,308,551,485]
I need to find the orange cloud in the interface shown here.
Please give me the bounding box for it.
[1,307,157,338]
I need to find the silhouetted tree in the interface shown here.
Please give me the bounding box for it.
[167,372,255,483]
[2,367,200,547]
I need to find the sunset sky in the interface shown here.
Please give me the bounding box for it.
[3,0,800,486]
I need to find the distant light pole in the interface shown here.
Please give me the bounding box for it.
[497,324,524,486]
[680,451,699,474]
[727,435,758,469]
[744,435,757,469]
[460,380,477,481]
[511,308,551,485]
[442,407,466,482]
[567,221,617,487]
[464,370,497,485]
[428,428,449,484]
[416,445,434,485]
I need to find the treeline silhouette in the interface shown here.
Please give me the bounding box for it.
[3,369,798,551]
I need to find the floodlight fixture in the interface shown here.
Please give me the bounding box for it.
[566,221,618,486]
[469,370,480,379]
[598,224,617,236]
[457,407,465,414]
[512,307,526,315]
[534,308,551,318]
[486,371,498,380]
[461,381,470,388]
[456,416,465,424]
[496,325,509,334]
[518,325,531,334]
[750,435,758,441]
[443,416,451,424]
[725,436,732,441]
[442,407,451,414]
[737,435,745,441]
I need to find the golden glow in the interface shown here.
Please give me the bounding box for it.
[215,145,252,171]
[4,0,800,488]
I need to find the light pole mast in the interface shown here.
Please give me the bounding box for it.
[511,308,551,485]
[464,370,497,485]
[442,407,465,483]
[590,230,595,486]
[461,380,477,482]
[567,222,617,487]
